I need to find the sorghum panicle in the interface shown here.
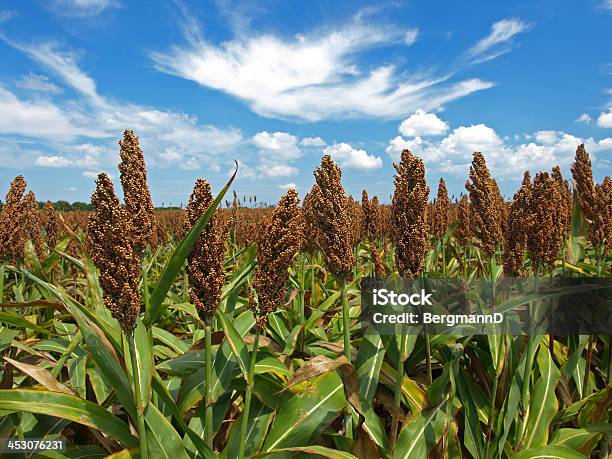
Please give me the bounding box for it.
[465,152,502,257]
[527,172,565,269]
[118,130,157,254]
[301,184,320,253]
[88,173,142,333]
[391,149,430,277]
[455,194,471,246]
[503,171,532,276]
[312,155,355,279]
[43,201,61,250]
[432,178,450,239]
[184,179,228,320]
[22,191,42,256]
[0,176,27,263]
[251,189,303,327]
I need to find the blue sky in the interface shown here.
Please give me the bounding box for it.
[0,0,610,206]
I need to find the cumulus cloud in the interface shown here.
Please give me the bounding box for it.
[35,155,73,167]
[467,18,530,63]
[152,20,493,121]
[399,109,449,136]
[324,142,382,170]
[385,135,424,158]
[261,164,298,177]
[577,113,592,124]
[404,28,419,46]
[301,136,327,147]
[598,111,612,128]
[278,182,297,190]
[253,131,300,160]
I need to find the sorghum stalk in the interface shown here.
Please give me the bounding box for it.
[390,150,430,443]
[242,189,302,458]
[87,173,147,457]
[312,155,354,364]
[184,179,228,448]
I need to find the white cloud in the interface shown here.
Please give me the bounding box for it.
[597,111,612,128]
[50,0,119,17]
[399,109,448,136]
[279,182,297,190]
[324,142,382,170]
[151,21,493,121]
[16,73,62,93]
[404,28,419,46]
[0,37,244,172]
[467,18,530,63]
[301,136,326,147]
[261,164,298,177]
[34,155,73,167]
[385,135,424,159]
[439,124,506,160]
[577,113,592,124]
[0,85,99,140]
[599,0,612,11]
[253,131,300,160]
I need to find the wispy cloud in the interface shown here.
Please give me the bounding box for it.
[151,18,493,121]
[16,73,62,93]
[467,18,531,64]
[0,35,244,173]
[48,0,120,17]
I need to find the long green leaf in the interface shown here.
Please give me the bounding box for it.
[512,445,587,459]
[0,389,137,447]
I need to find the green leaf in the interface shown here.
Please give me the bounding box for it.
[217,309,250,380]
[456,369,485,459]
[67,354,87,398]
[147,165,237,326]
[0,389,137,447]
[356,330,385,408]
[550,423,612,451]
[393,399,448,459]
[132,319,153,414]
[511,445,587,459]
[258,445,357,458]
[522,344,560,449]
[0,311,50,334]
[223,398,273,458]
[144,403,190,459]
[263,372,346,451]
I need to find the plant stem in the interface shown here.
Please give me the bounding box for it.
[128,333,149,459]
[424,330,432,385]
[340,277,351,362]
[204,317,214,448]
[238,326,260,459]
[390,326,406,449]
[0,263,4,304]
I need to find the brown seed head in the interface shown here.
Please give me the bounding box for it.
[251,189,303,327]
[503,171,532,276]
[432,178,450,238]
[347,195,364,247]
[0,176,28,263]
[527,172,565,269]
[118,130,157,254]
[312,155,355,279]
[391,150,430,277]
[465,152,502,257]
[551,166,572,240]
[455,194,471,246]
[43,201,61,250]
[88,173,142,333]
[369,243,387,277]
[301,184,321,253]
[184,179,228,320]
[571,145,612,252]
[22,191,42,256]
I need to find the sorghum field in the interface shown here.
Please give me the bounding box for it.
[0,130,610,459]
